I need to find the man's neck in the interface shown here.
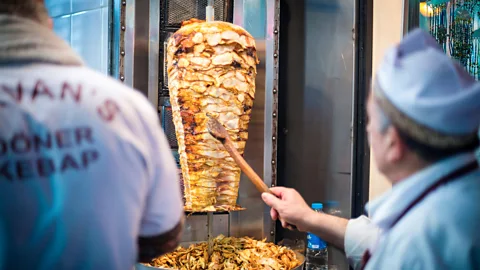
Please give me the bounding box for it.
[388,159,432,185]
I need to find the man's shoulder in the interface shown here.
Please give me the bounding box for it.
[50,65,147,103]
[384,172,480,265]
[2,64,157,122]
[61,66,161,139]
[403,172,480,235]
[0,64,161,149]
[427,170,480,224]
[3,64,148,104]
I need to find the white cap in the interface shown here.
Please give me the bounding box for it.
[375,28,480,137]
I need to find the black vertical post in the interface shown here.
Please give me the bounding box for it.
[404,0,420,34]
[352,0,373,218]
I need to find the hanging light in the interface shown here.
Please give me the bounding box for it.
[420,2,435,17]
[429,0,449,4]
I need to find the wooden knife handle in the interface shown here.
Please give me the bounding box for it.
[223,138,270,193]
[222,137,297,230]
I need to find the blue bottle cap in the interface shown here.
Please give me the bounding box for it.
[312,202,323,210]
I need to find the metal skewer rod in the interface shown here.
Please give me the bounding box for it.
[206,0,215,22]
[207,212,214,256]
[206,0,215,258]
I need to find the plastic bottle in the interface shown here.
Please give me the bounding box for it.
[305,203,328,270]
[325,201,342,270]
[325,201,342,217]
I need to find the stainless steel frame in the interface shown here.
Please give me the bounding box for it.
[265,0,281,241]
[148,0,160,110]
[111,0,126,81]
[119,0,281,243]
[123,0,135,88]
[116,0,159,107]
[110,0,120,78]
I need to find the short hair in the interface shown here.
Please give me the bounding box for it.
[376,104,479,163]
[0,0,49,23]
[375,100,391,133]
[396,127,479,163]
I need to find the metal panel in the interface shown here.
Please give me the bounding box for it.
[277,0,358,268]
[121,0,159,103]
[123,0,135,87]
[181,214,230,242]
[296,0,354,210]
[325,174,351,270]
[148,0,160,109]
[111,0,123,79]
[132,0,150,97]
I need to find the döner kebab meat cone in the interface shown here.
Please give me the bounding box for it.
[167,19,259,212]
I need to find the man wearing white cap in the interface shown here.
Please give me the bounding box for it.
[263,28,480,269]
[0,1,184,269]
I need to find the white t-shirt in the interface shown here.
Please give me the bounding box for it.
[0,64,183,270]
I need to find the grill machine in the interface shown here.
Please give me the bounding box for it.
[115,0,372,268]
[116,0,280,243]
[157,0,277,244]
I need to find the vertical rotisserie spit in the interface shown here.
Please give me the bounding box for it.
[167,19,258,212]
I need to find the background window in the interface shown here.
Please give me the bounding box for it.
[45,0,111,75]
[407,0,480,80]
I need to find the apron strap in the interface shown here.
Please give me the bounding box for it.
[360,160,478,270]
[390,160,478,228]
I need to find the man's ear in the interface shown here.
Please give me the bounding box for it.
[36,0,53,29]
[385,127,405,162]
[48,17,53,29]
